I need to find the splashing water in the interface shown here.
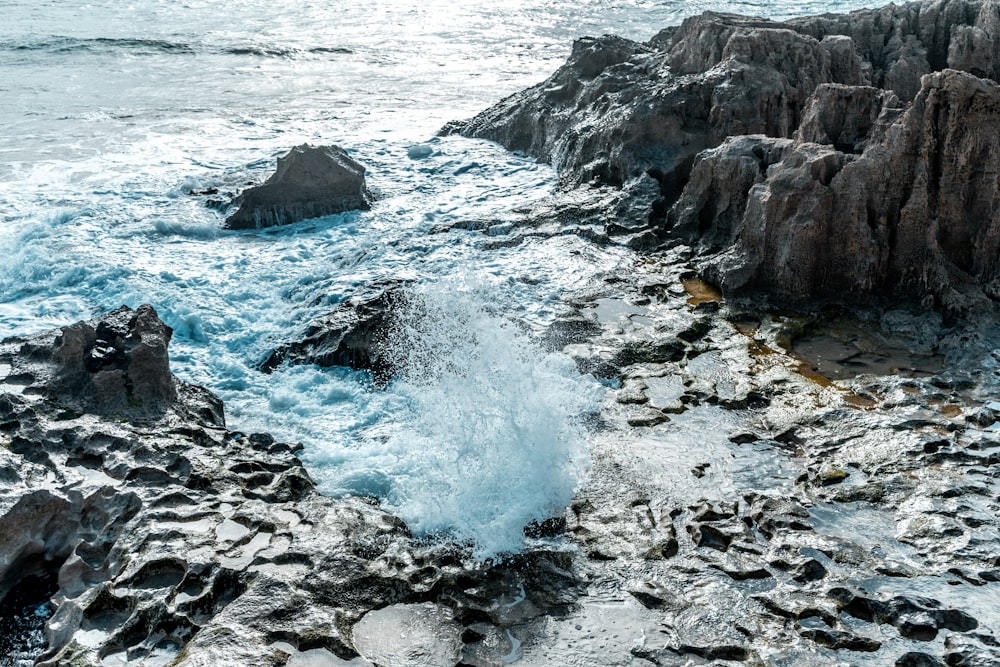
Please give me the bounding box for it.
[310,277,599,560]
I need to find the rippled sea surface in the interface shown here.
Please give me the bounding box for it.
[1,0,879,555]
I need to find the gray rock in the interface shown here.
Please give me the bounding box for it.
[225,144,372,230]
[0,308,595,666]
[447,2,1000,196]
[2,304,186,420]
[260,283,401,384]
[700,69,1000,314]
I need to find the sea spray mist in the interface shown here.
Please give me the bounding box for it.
[376,276,600,559]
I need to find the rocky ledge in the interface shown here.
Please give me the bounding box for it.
[7,282,1000,665]
[0,306,583,666]
[446,0,1000,314]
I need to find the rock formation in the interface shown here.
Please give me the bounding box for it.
[447,0,1000,312]
[260,283,401,383]
[693,69,1000,314]
[0,306,583,665]
[224,144,372,230]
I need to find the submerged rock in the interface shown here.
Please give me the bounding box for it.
[224,144,372,230]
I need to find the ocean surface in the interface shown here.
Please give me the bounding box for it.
[1,0,879,557]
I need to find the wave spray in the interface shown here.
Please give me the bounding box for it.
[375,277,597,559]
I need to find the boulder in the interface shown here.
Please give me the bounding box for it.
[260,284,401,383]
[3,304,187,418]
[224,144,372,230]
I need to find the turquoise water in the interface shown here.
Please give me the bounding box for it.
[0,0,878,556]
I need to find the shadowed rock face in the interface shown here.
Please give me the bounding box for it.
[224,144,373,230]
[447,0,1000,313]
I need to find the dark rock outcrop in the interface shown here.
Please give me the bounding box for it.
[697,69,1000,314]
[0,304,198,420]
[448,1,1000,312]
[448,2,1000,191]
[260,284,401,383]
[224,144,372,230]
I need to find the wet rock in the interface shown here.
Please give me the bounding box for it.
[799,627,881,651]
[943,633,1000,666]
[747,495,812,538]
[0,310,599,666]
[791,558,828,583]
[540,314,603,351]
[686,522,737,552]
[261,284,401,383]
[896,652,947,667]
[351,603,462,667]
[668,604,750,662]
[225,144,372,230]
[625,580,688,611]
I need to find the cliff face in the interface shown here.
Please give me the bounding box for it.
[699,70,1000,312]
[447,0,1000,312]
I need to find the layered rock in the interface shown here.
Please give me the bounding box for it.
[225,144,372,230]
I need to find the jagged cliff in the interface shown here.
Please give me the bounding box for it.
[447,0,1000,313]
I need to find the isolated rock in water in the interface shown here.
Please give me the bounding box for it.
[224,144,372,230]
[261,283,401,382]
[693,69,1000,314]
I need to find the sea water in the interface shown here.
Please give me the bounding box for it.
[1,0,880,557]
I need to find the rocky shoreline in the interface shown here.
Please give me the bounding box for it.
[5,1,1000,666]
[447,0,1000,317]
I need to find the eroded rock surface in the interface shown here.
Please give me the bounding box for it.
[447,1,1000,312]
[225,144,372,230]
[0,306,590,666]
[698,69,1000,314]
